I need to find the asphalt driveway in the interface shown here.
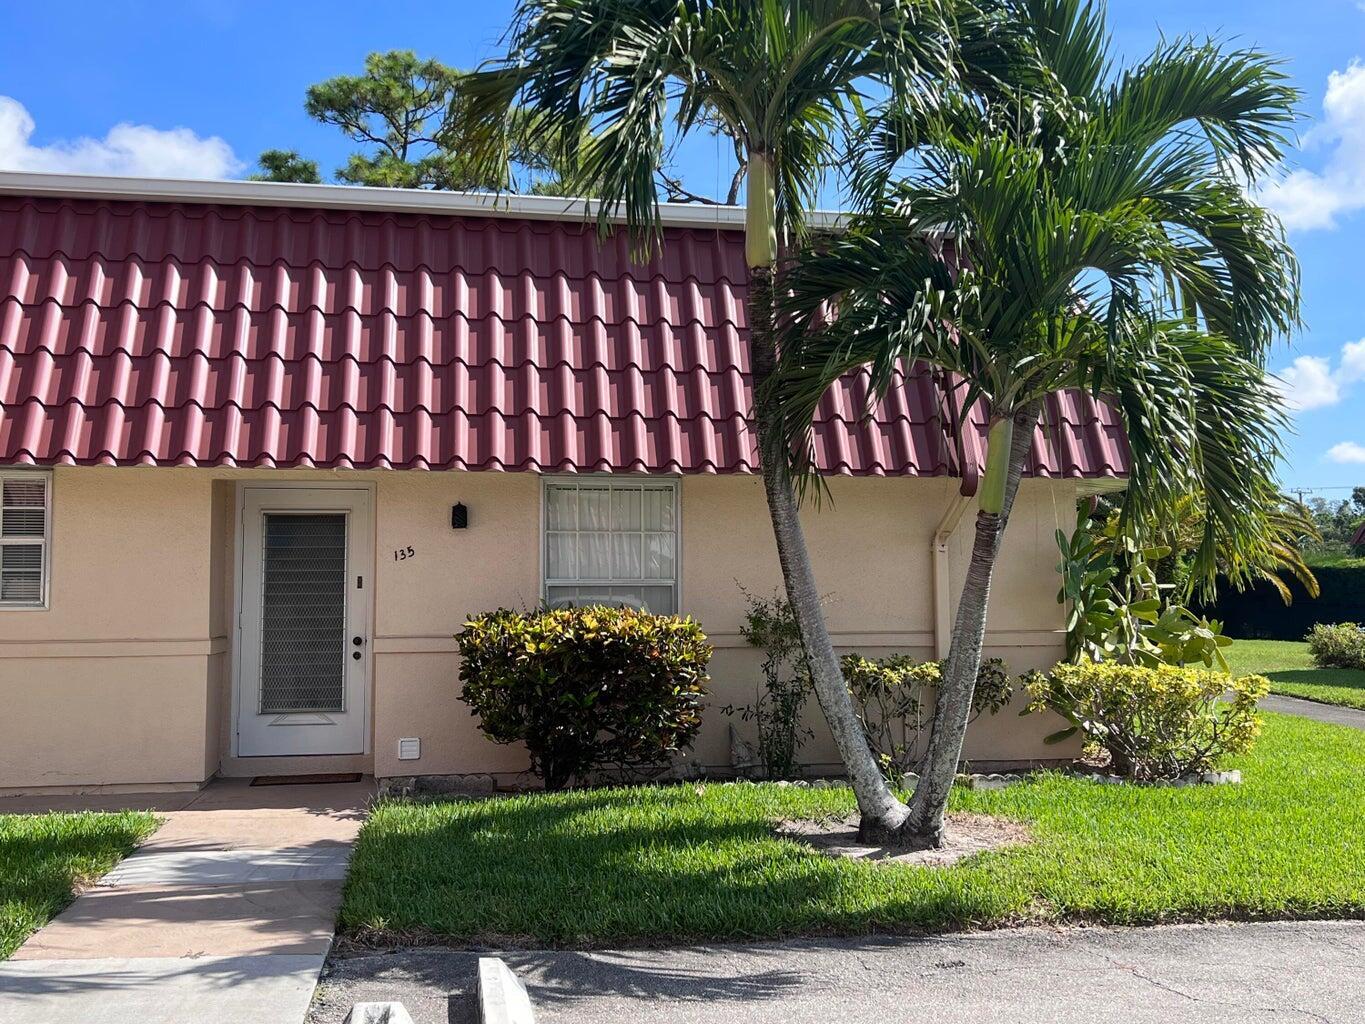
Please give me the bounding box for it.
[309,919,1365,1024]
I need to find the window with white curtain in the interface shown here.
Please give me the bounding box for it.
[543,478,679,614]
[0,472,50,608]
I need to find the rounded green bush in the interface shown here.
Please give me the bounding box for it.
[1306,622,1365,671]
[457,606,712,789]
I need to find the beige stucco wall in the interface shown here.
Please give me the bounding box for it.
[678,474,1077,771]
[354,471,1082,780]
[369,471,542,780]
[0,469,224,791]
[0,465,1083,793]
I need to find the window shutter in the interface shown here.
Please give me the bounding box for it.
[1,475,49,606]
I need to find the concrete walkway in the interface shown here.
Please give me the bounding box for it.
[307,920,1365,1024]
[1261,693,1365,730]
[0,778,373,1024]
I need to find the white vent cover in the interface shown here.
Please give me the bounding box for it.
[398,737,421,761]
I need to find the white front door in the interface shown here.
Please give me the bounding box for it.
[235,486,372,757]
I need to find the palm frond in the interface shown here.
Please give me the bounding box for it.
[461,0,960,248]
[1102,323,1288,597]
[1102,37,1300,180]
[775,2,1301,603]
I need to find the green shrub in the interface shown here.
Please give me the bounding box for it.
[1056,508,1231,670]
[841,654,1013,783]
[1306,622,1365,671]
[457,607,712,789]
[721,590,815,779]
[1023,662,1268,781]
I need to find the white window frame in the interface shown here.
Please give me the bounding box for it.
[0,470,52,611]
[541,476,682,614]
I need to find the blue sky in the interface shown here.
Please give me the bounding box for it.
[2,1,1362,499]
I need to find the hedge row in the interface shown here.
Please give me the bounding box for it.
[1198,566,1365,641]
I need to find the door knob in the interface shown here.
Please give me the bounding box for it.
[352,636,364,646]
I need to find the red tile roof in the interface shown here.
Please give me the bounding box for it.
[0,187,1129,481]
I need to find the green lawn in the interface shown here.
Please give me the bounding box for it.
[0,811,159,959]
[1226,639,1365,711]
[340,713,1365,946]
[1303,553,1365,568]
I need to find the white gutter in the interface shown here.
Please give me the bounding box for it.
[931,492,974,660]
[0,170,845,231]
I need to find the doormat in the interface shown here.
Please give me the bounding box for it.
[250,773,364,786]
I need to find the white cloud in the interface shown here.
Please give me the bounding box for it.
[0,96,241,179]
[1327,441,1365,464]
[1275,338,1365,411]
[1261,61,1365,231]
[1339,338,1365,384]
[1276,355,1341,410]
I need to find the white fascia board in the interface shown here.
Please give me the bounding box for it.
[0,170,845,231]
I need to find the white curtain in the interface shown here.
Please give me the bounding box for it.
[544,481,678,613]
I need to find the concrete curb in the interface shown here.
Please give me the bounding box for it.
[478,957,536,1024]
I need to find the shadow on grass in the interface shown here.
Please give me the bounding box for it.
[338,716,1365,967]
[0,813,156,959]
[339,787,1010,951]
[1265,669,1365,689]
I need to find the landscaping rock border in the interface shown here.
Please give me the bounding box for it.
[1073,769,1243,787]
[375,766,1240,800]
[378,774,498,798]
[739,772,1030,792]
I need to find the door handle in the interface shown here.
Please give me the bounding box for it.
[352,636,365,646]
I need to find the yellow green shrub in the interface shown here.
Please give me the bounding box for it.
[840,654,1013,783]
[1024,662,1268,780]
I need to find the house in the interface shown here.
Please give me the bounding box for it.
[0,171,1128,794]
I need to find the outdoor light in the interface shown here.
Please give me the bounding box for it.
[451,503,469,529]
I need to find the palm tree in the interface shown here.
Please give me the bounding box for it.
[773,0,1301,844]
[457,0,969,829]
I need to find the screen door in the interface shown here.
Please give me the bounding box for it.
[236,487,371,757]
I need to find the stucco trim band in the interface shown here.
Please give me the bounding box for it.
[0,637,229,659]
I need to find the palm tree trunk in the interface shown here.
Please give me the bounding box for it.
[746,152,910,833]
[898,401,1041,846]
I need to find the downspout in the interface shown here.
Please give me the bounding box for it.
[932,490,973,660]
[932,413,1015,658]
[933,369,979,660]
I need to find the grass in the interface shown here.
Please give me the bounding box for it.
[1303,552,1365,568]
[1226,639,1365,711]
[0,811,159,959]
[340,713,1365,946]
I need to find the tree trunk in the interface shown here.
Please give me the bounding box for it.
[895,402,1042,846]
[744,150,910,833]
[748,265,911,833]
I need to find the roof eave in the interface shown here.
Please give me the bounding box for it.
[0,170,845,232]
[1075,475,1130,495]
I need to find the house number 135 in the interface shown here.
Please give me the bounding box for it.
[394,546,415,561]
